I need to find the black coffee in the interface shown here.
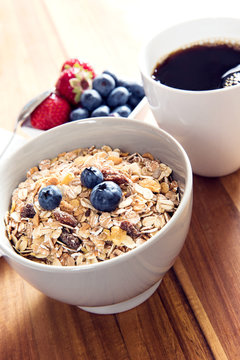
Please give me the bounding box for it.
[152,42,240,91]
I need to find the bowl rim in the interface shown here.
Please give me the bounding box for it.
[139,16,240,96]
[0,117,192,272]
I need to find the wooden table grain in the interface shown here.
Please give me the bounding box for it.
[1,1,240,359]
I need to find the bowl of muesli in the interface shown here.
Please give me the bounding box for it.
[0,117,192,314]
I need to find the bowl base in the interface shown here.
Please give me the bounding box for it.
[77,279,162,314]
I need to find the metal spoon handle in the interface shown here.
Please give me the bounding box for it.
[0,89,52,159]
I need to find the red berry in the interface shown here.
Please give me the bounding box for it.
[56,66,94,105]
[79,62,96,79]
[61,58,81,72]
[60,58,96,79]
[30,93,71,130]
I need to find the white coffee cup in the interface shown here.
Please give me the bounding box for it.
[139,18,240,177]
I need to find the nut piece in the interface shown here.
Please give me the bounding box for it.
[53,208,78,227]
[20,203,36,218]
[102,169,129,185]
[120,220,140,238]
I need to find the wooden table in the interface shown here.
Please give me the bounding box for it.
[1,1,240,359]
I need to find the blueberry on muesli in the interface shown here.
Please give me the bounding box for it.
[38,185,62,210]
[90,181,122,212]
[81,167,104,189]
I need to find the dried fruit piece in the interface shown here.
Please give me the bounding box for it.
[20,204,36,218]
[120,220,140,238]
[110,226,127,246]
[58,229,81,250]
[53,209,78,227]
[139,178,161,193]
[61,173,75,185]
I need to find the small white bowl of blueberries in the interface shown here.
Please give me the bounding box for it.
[22,59,145,133]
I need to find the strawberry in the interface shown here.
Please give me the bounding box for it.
[78,61,96,79]
[61,58,96,79]
[61,58,81,71]
[30,93,71,130]
[56,61,96,105]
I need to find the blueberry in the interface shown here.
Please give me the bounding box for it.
[127,83,145,109]
[69,108,89,121]
[107,87,130,108]
[90,181,122,212]
[116,79,126,87]
[80,89,102,111]
[93,74,115,97]
[91,105,110,117]
[81,167,103,189]
[112,105,131,117]
[128,95,142,109]
[103,70,119,85]
[124,81,145,99]
[38,185,62,210]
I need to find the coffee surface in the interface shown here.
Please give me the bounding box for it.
[152,42,240,91]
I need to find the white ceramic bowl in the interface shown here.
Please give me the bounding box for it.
[0,118,192,314]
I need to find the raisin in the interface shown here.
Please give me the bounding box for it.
[53,209,78,227]
[58,229,81,250]
[120,220,140,238]
[85,208,91,217]
[20,204,36,218]
[102,169,129,185]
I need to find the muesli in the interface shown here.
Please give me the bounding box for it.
[4,145,180,266]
